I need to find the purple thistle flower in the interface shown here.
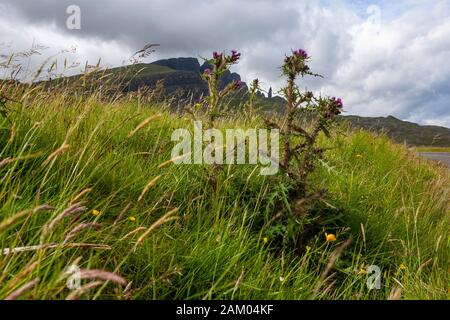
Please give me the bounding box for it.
[293,49,308,59]
[331,97,344,111]
[213,51,222,60]
[203,68,211,76]
[230,50,241,62]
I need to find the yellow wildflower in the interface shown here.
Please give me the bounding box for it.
[92,209,101,217]
[325,233,337,243]
[358,267,367,275]
[356,154,363,158]
[263,237,268,244]
[399,263,407,270]
[128,216,136,222]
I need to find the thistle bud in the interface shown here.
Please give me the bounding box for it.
[230,50,241,62]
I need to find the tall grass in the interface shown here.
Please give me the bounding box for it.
[0,83,448,300]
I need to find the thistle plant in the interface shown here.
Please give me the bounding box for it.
[201,50,242,127]
[267,49,343,195]
[183,50,244,188]
[262,49,344,250]
[244,78,261,118]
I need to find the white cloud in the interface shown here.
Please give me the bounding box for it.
[321,1,450,126]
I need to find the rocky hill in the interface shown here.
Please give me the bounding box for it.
[119,57,245,101]
[341,115,450,147]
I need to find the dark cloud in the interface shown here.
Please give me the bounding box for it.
[1,0,300,53]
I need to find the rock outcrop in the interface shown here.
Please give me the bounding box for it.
[123,57,248,103]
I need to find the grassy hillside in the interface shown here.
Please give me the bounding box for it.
[0,87,448,300]
[109,63,176,77]
[44,63,175,88]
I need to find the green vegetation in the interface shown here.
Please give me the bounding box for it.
[416,147,450,153]
[0,87,448,299]
[110,63,176,77]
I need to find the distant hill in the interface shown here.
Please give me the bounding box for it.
[341,115,450,147]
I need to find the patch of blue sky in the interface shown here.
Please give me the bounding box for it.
[320,0,431,21]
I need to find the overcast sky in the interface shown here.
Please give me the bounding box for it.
[0,0,449,127]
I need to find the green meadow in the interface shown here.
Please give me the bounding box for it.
[0,84,448,300]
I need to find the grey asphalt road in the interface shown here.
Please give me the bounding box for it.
[418,152,450,168]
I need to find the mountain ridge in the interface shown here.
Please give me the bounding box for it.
[340,115,450,147]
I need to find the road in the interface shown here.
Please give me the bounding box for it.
[418,152,450,168]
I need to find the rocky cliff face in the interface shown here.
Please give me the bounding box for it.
[125,69,208,99]
[122,57,248,103]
